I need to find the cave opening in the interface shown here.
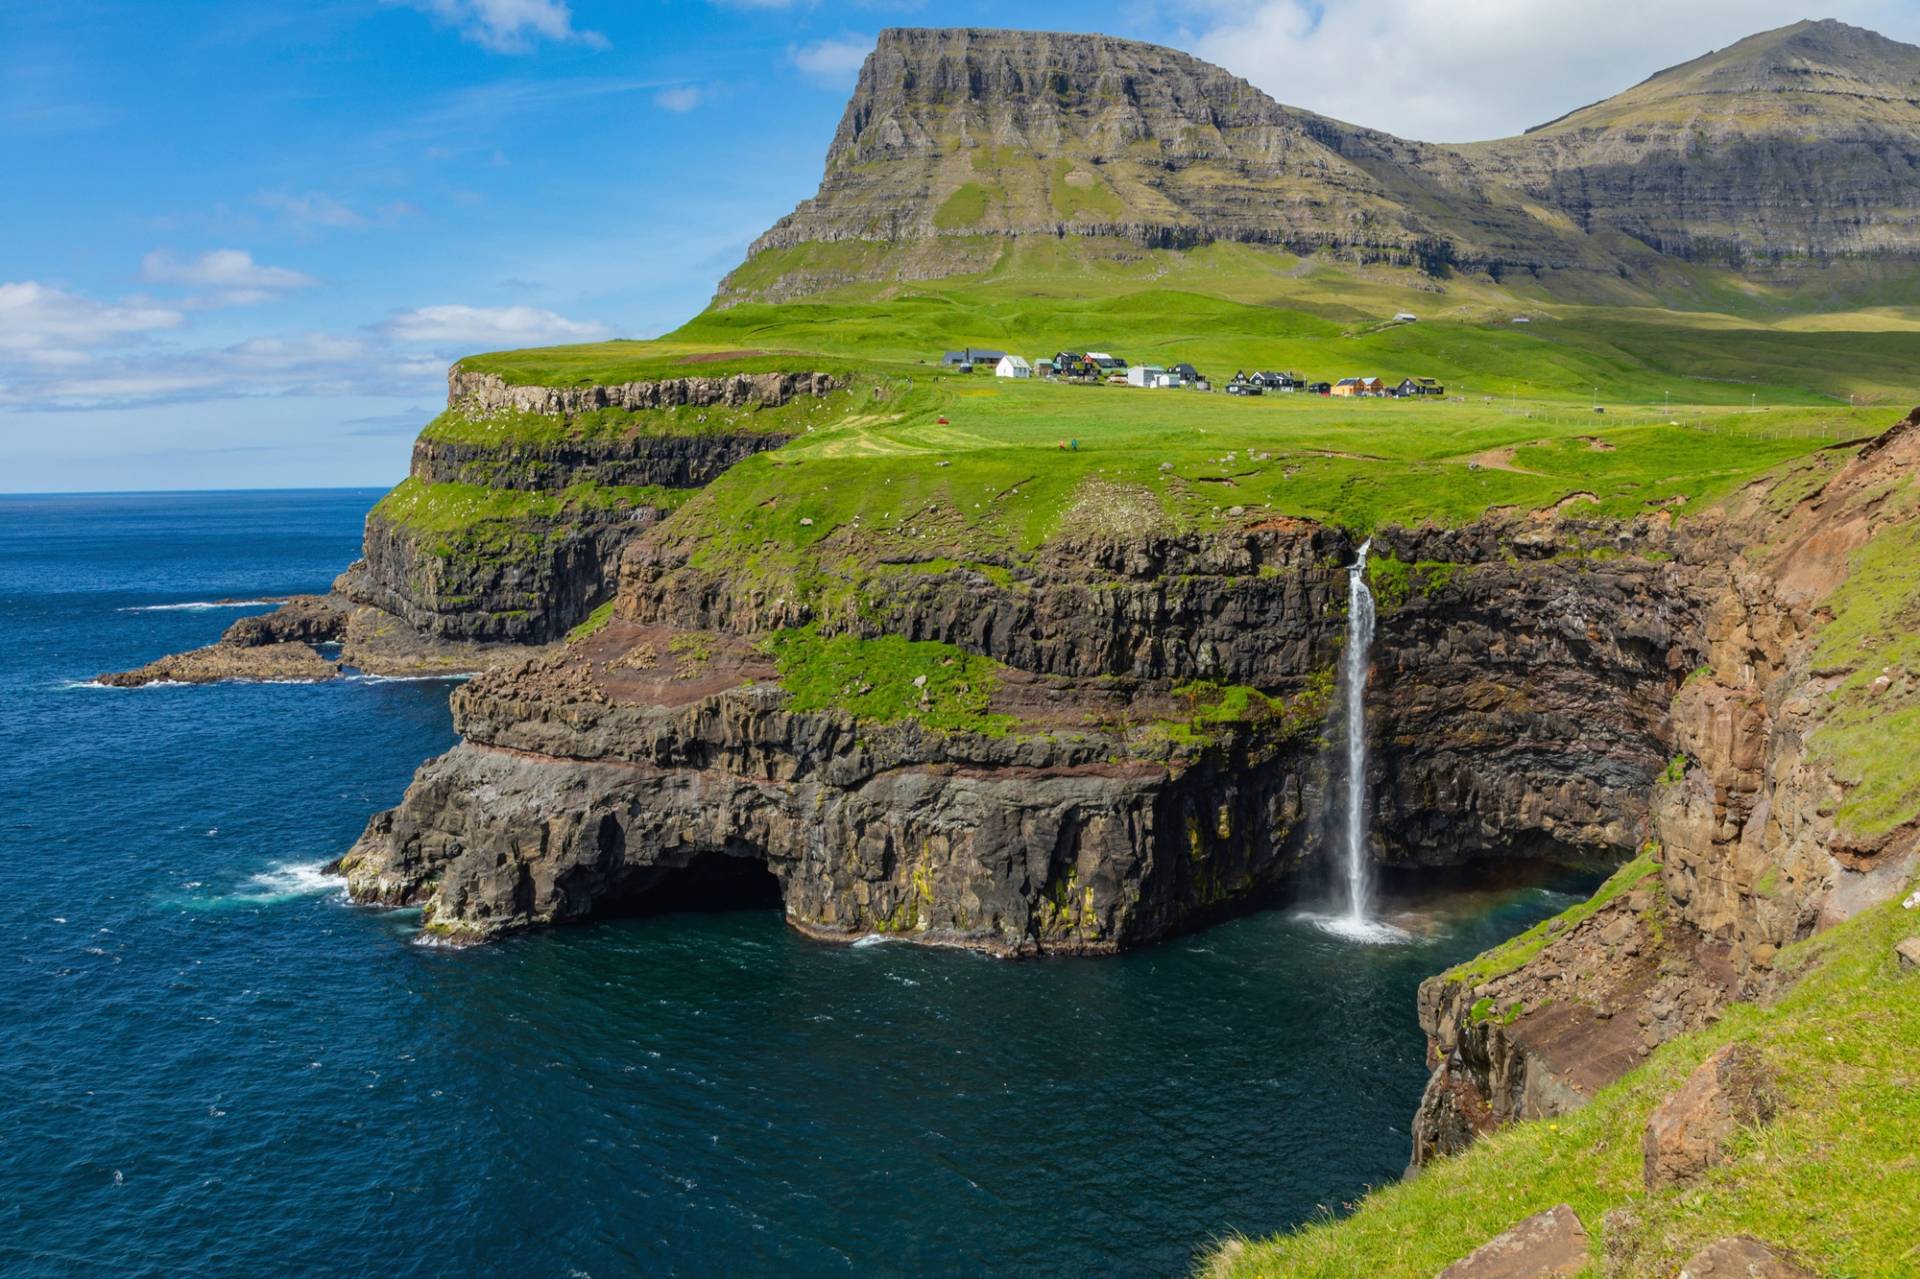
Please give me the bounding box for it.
[601,850,784,919]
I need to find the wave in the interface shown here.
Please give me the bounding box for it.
[59,678,190,690]
[174,861,345,911]
[343,671,471,684]
[119,598,285,612]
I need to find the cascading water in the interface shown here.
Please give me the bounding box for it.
[1309,538,1406,944]
[1341,539,1377,926]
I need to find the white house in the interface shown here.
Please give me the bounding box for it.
[1125,365,1167,388]
[1394,311,1418,323]
[995,354,1033,379]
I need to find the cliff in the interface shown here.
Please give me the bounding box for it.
[334,503,1715,951]
[722,22,1920,304]
[1409,411,1920,1164]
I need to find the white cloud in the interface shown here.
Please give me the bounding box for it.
[654,85,704,113]
[789,36,872,87]
[0,282,184,360]
[376,304,607,347]
[141,249,318,306]
[256,190,367,231]
[1186,0,1920,142]
[388,0,608,54]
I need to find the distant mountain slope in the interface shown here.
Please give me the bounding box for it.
[741,29,1603,284]
[1458,19,1920,260]
[724,21,1920,303]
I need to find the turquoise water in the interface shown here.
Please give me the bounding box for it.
[0,491,1588,1277]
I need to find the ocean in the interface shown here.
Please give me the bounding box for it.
[0,490,1584,1278]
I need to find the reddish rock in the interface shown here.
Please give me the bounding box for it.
[1643,1044,1777,1189]
[1676,1234,1818,1278]
[1435,1204,1590,1279]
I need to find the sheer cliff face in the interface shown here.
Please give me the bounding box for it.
[727,21,1920,301]
[738,27,1593,280]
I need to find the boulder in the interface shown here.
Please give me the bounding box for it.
[1643,1044,1776,1189]
[1675,1234,1818,1278]
[1896,937,1920,970]
[1435,1204,1590,1279]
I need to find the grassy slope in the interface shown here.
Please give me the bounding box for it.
[1207,880,1920,1278]
[1212,472,1920,1277]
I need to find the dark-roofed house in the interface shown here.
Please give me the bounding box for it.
[1397,377,1444,397]
[942,348,1007,370]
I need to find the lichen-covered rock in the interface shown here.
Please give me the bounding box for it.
[1675,1235,1818,1279]
[446,368,838,418]
[1643,1043,1777,1188]
[1435,1204,1591,1279]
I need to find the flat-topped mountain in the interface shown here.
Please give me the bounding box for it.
[728,21,1920,301]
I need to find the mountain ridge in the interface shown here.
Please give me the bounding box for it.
[725,20,1920,303]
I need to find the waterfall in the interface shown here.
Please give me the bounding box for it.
[1306,538,1405,944]
[1340,539,1377,926]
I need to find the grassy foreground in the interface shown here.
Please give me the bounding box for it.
[1206,878,1920,1278]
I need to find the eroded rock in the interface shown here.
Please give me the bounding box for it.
[1676,1235,1818,1278]
[1435,1204,1590,1279]
[1643,1043,1776,1189]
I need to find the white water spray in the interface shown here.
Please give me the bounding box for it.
[1341,540,1377,925]
[1305,539,1406,944]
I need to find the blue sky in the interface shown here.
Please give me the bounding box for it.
[7,0,1917,491]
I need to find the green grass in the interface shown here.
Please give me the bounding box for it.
[1806,513,1920,839]
[1155,674,1335,747]
[1210,869,1920,1278]
[1442,850,1663,989]
[371,477,685,538]
[420,386,868,446]
[933,182,993,230]
[764,625,1015,736]
[566,599,616,643]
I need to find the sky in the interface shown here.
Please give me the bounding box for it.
[6,0,1920,492]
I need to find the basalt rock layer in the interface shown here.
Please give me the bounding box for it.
[338,509,1714,952]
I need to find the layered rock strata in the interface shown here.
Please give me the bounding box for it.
[1410,413,1920,1163]
[338,512,1708,952]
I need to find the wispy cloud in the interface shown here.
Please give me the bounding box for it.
[0,282,184,366]
[655,85,705,113]
[789,36,873,87]
[386,0,608,54]
[140,249,318,307]
[375,303,607,347]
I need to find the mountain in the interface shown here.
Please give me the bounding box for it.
[724,21,1920,303]
[1460,19,1920,260]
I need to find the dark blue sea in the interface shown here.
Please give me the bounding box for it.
[0,490,1586,1278]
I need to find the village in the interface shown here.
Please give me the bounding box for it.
[939,346,1446,399]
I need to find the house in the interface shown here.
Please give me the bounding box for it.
[1394,312,1418,323]
[1332,376,1385,397]
[1125,365,1166,388]
[1512,316,1532,324]
[1254,370,1301,392]
[1306,381,1332,395]
[1035,359,1056,378]
[1396,377,1444,397]
[1169,362,1203,385]
[1086,351,1128,373]
[941,347,1006,371]
[996,355,1033,379]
